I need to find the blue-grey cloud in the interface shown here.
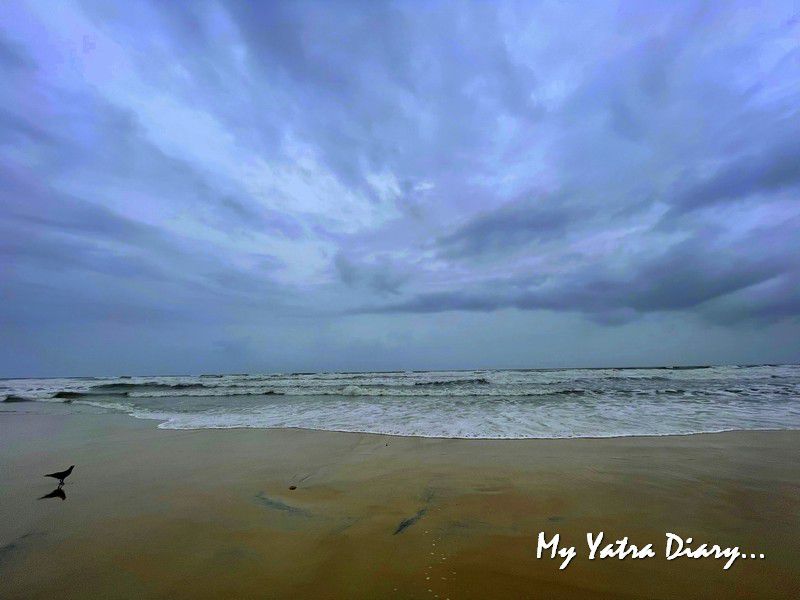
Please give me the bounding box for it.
[669,136,800,214]
[436,197,575,259]
[333,252,406,296]
[373,217,800,325]
[1,0,799,375]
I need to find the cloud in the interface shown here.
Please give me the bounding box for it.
[334,252,406,296]
[669,136,800,214]
[1,0,799,374]
[436,197,575,259]
[0,32,33,71]
[372,218,800,325]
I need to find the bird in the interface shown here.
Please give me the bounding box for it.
[44,465,74,485]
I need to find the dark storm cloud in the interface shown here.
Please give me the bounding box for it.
[669,137,800,214]
[376,217,800,324]
[436,198,575,259]
[1,0,799,374]
[3,175,253,301]
[333,252,406,296]
[2,169,165,245]
[0,107,55,146]
[0,32,33,71]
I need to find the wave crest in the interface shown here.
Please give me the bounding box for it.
[414,377,490,386]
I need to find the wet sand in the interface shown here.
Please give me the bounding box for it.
[1,410,798,599]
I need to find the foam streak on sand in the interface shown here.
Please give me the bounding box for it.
[2,365,799,439]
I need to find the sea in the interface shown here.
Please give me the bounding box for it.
[2,365,799,439]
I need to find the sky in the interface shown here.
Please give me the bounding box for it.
[1,1,799,377]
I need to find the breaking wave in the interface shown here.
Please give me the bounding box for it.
[1,365,798,439]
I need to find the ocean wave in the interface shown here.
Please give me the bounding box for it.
[82,385,783,399]
[73,399,138,413]
[125,389,284,398]
[3,394,32,402]
[53,391,83,399]
[51,390,130,399]
[93,385,590,398]
[92,382,208,391]
[2,365,798,440]
[91,382,158,390]
[413,377,491,386]
[153,420,790,440]
[120,385,512,398]
[603,375,670,381]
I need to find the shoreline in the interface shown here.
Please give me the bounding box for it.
[3,399,798,442]
[150,424,800,442]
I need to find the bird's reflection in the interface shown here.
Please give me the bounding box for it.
[39,483,66,501]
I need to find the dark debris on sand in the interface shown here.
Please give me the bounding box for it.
[393,509,427,535]
[254,491,310,516]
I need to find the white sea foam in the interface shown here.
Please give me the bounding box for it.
[2,365,799,439]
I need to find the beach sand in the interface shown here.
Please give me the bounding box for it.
[1,409,798,599]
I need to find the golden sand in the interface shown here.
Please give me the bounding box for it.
[1,412,798,599]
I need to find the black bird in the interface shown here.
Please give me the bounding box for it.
[44,465,74,485]
[39,486,66,501]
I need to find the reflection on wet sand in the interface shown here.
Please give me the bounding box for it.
[38,484,66,501]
